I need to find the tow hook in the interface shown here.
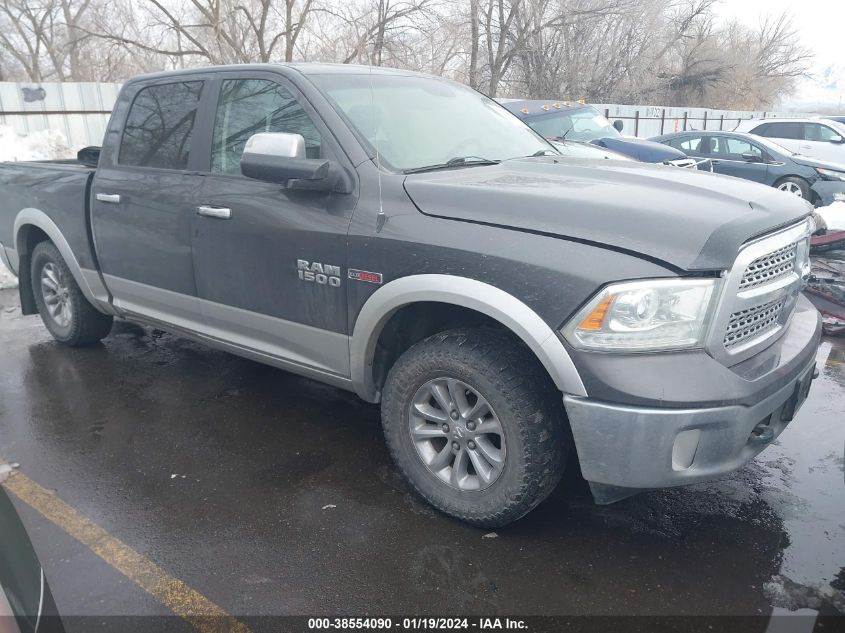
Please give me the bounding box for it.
[749,418,775,444]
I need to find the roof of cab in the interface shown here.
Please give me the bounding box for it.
[124,62,436,84]
[502,99,593,118]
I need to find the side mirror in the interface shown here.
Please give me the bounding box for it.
[830,135,844,144]
[613,120,624,132]
[240,133,330,184]
[741,151,763,163]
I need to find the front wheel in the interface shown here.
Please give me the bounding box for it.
[776,176,811,200]
[380,329,567,527]
[30,241,113,346]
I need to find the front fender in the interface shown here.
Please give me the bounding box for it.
[349,274,587,402]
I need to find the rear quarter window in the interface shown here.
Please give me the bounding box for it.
[119,81,204,170]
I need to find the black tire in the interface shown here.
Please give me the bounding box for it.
[775,176,811,200]
[30,241,113,346]
[381,328,567,527]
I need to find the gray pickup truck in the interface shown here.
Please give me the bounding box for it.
[0,64,822,527]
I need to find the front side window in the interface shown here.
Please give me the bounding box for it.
[211,79,322,175]
[806,124,840,142]
[119,81,203,169]
[720,138,763,160]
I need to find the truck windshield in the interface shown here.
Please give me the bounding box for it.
[310,74,553,172]
[526,107,620,143]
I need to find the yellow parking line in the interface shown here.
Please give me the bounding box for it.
[2,470,252,633]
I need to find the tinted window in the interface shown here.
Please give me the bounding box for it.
[756,122,803,140]
[211,79,322,175]
[119,81,203,169]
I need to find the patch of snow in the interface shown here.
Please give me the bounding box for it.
[0,462,20,483]
[482,532,498,539]
[0,125,72,162]
[322,504,337,510]
[764,574,845,613]
[816,201,845,232]
[0,259,16,289]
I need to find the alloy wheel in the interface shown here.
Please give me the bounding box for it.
[778,181,804,197]
[409,377,506,491]
[40,262,72,328]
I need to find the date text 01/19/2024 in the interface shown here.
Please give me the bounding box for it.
[307,618,528,630]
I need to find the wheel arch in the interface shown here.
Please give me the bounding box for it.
[13,208,111,314]
[349,274,587,403]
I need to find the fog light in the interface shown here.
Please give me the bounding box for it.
[672,429,701,471]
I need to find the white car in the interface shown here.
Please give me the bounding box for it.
[734,118,845,163]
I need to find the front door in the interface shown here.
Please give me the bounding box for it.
[91,78,208,323]
[798,122,845,162]
[192,74,357,377]
[710,135,769,184]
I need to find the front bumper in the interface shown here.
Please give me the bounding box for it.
[563,294,822,501]
[811,181,845,207]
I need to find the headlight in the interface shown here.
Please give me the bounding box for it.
[815,167,845,181]
[562,278,718,352]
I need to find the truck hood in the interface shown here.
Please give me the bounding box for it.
[403,157,812,271]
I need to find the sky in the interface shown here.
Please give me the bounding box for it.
[715,0,845,112]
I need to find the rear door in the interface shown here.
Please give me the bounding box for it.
[191,71,357,376]
[91,76,210,323]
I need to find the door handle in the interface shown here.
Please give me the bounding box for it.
[196,205,232,220]
[96,193,121,204]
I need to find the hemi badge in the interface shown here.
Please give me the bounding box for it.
[348,269,383,284]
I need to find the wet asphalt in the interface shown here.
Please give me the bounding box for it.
[0,286,843,627]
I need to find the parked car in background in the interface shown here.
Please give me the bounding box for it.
[503,100,694,166]
[825,116,845,125]
[651,130,845,205]
[734,118,845,163]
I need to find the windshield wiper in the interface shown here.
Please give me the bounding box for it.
[403,156,500,174]
[549,126,574,143]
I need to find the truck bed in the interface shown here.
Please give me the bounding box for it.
[0,160,98,275]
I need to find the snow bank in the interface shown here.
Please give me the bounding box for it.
[816,201,845,232]
[0,124,72,162]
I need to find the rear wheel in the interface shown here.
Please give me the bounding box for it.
[775,176,811,200]
[380,328,567,527]
[30,241,113,346]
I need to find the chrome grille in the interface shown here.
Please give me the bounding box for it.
[707,218,812,365]
[739,243,797,291]
[723,297,787,349]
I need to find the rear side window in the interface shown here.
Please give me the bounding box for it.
[210,79,322,175]
[754,122,802,140]
[668,136,704,153]
[119,81,204,170]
